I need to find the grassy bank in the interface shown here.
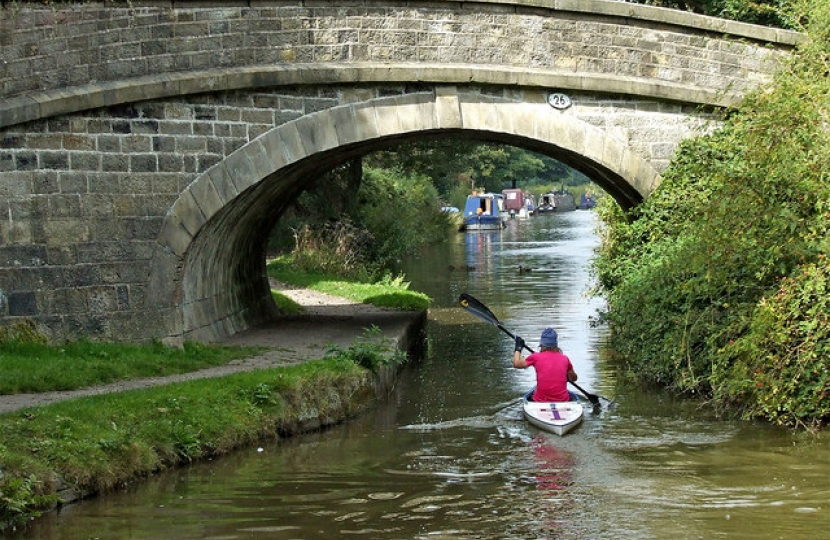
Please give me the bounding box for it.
[0,270,426,531]
[0,339,406,532]
[267,255,431,310]
[0,339,261,395]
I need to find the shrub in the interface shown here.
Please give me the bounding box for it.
[714,262,830,428]
[593,0,830,426]
[327,326,407,374]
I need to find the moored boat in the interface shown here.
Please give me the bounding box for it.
[501,188,529,218]
[522,389,584,436]
[537,192,555,213]
[523,193,536,216]
[462,192,506,231]
[578,192,597,209]
[552,189,576,212]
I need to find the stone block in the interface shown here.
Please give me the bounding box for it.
[371,98,403,138]
[88,287,119,314]
[558,120,587,157]
[601,137,625,173]
[505,103,538,140]
[44,219,89,247]
[0,220,32,245]
[242,137,280,184]
[352,102,381,142]
[434,86,462,130]
[170,190,207,238]
[182,297,216,334]
[329,105,359,147]
[189,173,224,222]
[64,265,101,288]
[276,122,306,166]
[294,112,338,157]
[8,291,37,316]
[258,131,290,173]
[205,162,238,205]
[458,95,502,133]
[46,246,77,266]
[222,147,257,195]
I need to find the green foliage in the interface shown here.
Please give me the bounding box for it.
[270,290,304,315]
[0,320,47,345]
[635,0,796,29]
[270,161,453,281]
[291,219,375,281]
[0,470,57,530]
[266,256,431,311]
[0,340,261,395]
[0,357,373,530]
[593,0,830,427]
[326,326,407,374]
[354,167,453,269]
[714,262,830,428]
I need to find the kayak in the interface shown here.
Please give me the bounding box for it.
[522,389,584,436]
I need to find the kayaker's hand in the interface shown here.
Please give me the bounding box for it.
[514,336,525,352]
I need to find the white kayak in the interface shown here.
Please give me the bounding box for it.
[522,389,584,436]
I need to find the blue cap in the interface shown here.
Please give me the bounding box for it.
[539,327,558,348]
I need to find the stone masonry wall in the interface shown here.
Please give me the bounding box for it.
[1,1,796,114]
[0,83,712,341]
[0,1,796,342]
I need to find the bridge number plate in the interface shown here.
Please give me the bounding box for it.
[547,93,572,110]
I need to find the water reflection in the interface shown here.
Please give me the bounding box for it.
[12,211,830,540]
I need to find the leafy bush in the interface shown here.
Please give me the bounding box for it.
[354,167,452,269]
[270,162,453,281]
[630,0,796,29]
[593,0,830,427]
[291,220,375,281]
[326,326,407,374]
[714,262,830,428]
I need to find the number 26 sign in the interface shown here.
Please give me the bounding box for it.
[547,93,572,110]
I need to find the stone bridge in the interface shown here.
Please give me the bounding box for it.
[0,1,802,343]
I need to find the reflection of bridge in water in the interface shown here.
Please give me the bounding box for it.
[0,1,802,343]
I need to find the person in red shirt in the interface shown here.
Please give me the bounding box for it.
[512,327,578,402]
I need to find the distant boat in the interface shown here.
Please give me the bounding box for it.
[538,189,576,213]
[524,193,537,216]
[552,189,576,212]
[461,192,506,231]
[537,192,555,213]
[502,188,534,219]
[578,193,597,209]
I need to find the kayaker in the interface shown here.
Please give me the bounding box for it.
[512,327,579,402]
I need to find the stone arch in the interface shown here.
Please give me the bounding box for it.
[151,88,661,342]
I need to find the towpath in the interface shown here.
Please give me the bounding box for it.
[0,280,423,414]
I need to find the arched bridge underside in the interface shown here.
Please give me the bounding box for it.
[0,1,801,342]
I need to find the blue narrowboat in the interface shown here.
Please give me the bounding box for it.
[462,192,505,231]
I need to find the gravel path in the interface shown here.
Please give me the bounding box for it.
[0,281,421,414]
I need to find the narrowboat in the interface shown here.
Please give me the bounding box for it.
[537,192,556,213]
[462,192,506,231]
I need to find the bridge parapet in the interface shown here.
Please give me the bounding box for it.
[1,0,801,129]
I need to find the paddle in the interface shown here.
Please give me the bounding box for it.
[459,293,605,407]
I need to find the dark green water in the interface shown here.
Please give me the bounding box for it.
[13,212,829,539]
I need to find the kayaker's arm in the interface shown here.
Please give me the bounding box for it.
[567,368,578,382]
[513,350,527,369]
[512,336,528,368]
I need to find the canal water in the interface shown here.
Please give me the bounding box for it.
[13,211,830,539]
